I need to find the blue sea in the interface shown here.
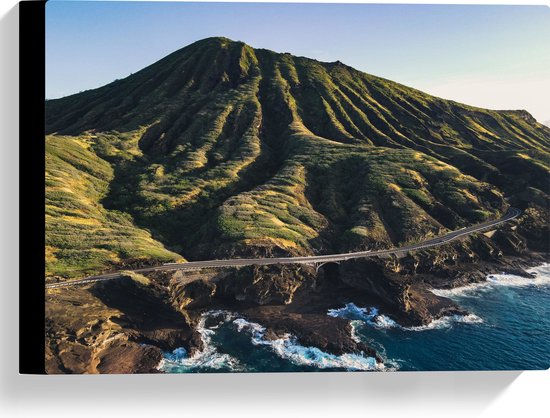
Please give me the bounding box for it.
[159,263,550,373]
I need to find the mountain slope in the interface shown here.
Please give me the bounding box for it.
[45,37,550,276]
[46,134,183,278]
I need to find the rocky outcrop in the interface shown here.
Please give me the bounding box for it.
[170,264,316,309]
[332,205,549,326]
[44,36,550,374]
[516,207,550,252]
[46,204,549,373]
[95,341,163,374]
[45,274,201,374]
[186,202,546,337]
[217,264,316,305]
[493,229,527,255]
[242,306,382,361]
[337,258,465,326]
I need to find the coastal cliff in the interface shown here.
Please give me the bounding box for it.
[45,37,550,373]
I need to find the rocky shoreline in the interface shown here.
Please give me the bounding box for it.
[45,207,549,374]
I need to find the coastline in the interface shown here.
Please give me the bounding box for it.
[45,243,550,374]
[157,261,550,373]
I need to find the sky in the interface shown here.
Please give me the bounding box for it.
[46,1,550,123]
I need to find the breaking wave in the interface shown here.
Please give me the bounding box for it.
[328,304,398,329]
[232,317,386,371]
[160,264,549,372]
[327,303,482,331]
[405,313,483,331]
[160,310,387,372]
[431,263,550,298]
[158,310,244,373]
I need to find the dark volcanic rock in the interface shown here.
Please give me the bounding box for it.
[242,306,382,362]
[171,264,316,309]
[338,259,466,326]
[217,264,316,305]
[171,275,217,310]
[516,207,550,252]
[90,276,200,353]
[45,37,550,374]
[493,229,527,255]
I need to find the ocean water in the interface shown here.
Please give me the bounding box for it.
[159,263,550,373]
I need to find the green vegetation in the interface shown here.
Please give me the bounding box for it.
[45,37,550,275]
[46,135,182,278]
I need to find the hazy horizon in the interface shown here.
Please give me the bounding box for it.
[46,1,550,123]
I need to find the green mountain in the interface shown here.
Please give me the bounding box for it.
[45,37,550,278]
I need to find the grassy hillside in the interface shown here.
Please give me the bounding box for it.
[45,37,550,274]
[46,135,182,278]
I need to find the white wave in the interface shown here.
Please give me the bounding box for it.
[160,310,387,372]
[349,320,362,343]
[528,262,550,275]
[232,317,386,371]
[158,310,244,373]
[327,303,397,329]
[268,338,383,371]
[430,283,487,297]
[328,303,398,330]
[233,317,265,342]
[373,314,399,329]
[328,303,374,321]
[327,302,482,332]
[405,313,483,331]
[431,262,550,298]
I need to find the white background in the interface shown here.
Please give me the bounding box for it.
[1,1,548,417]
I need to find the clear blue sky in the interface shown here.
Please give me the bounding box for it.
[46,1,550,123]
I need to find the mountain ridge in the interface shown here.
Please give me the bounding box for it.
[44,37,550,375]
[45,37,550,278]
[46,37,549,141]
[47,36,544,124]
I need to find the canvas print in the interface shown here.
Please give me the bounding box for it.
[44,1,550,373]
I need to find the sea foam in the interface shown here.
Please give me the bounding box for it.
[162,310,387,372]
[159,311,244,373]
[327,302,482,331]
[328,303,397,330]
[232,317,386,371]
[405,313,483,331]
[431,263,550,298]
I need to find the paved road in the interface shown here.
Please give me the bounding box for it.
[46,207,521,289]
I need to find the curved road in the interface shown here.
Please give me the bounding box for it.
[46,207,521,289]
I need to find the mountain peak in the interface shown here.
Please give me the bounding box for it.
[188,36,240,48]
[45,37,550,279]
[46,38,550,155]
